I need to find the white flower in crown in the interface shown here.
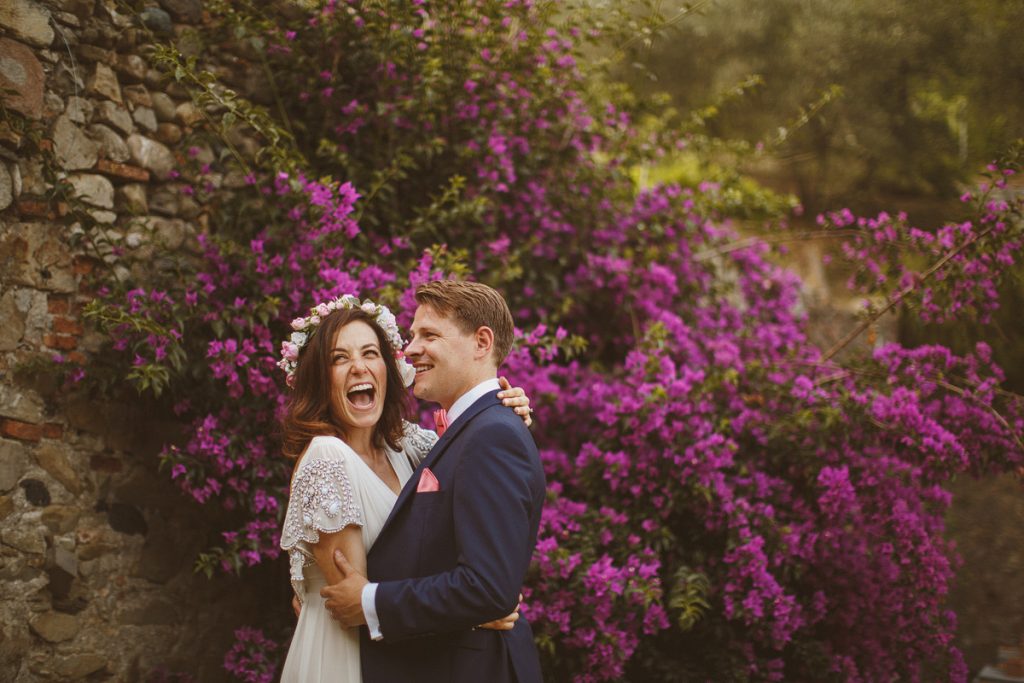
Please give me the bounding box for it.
[278,294,414,388]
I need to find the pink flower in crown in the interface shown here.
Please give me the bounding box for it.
[279,294,415,388]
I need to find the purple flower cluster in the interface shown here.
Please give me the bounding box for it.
[817,162,1021,325]
[223,627,279,683]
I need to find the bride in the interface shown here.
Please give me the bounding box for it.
[276,296,532,681]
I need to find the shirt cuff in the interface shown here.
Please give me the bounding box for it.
[362,582,383,641]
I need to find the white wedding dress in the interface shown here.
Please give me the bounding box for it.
[279,422,438,683]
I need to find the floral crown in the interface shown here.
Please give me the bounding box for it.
[278,295,416,387]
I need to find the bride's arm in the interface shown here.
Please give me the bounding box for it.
[497,377,533,427]
[292,525,367,620]
[313,526,366,584]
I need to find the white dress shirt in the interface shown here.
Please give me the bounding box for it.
[361,378,502,640]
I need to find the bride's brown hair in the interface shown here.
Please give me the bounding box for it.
[281,308,410,459]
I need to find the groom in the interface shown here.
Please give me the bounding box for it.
[321,280,546,683]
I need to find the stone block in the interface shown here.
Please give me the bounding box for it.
[87,62,122,103]
[49,544,78,578]
[138,7,172,35]
[151,92,177,122]
[117,28,143,52]
[15,199,59,219]
[42,91,64,117]
[0,120,24,148]
[67,173,115,209]
[41,504,80,534]
[1,419,43,442]
[122,83,152,108]
[116,183,147,213]
[43,333,77,350]
[127,134,176,180]
[0,383,44,423]
[74,43,113,63]
[174,101,202,126]
[8,161,22,197]
[0,0,55,48]
[95,159,149,183]
[178,195,201,219]
[155,122,182,145]
[2,524,46,554]
[132,106,158,133]
[17,157,48,195]
[57,0,96,20]
[64,95,93,124]
[74,523,117,560]
[86,123,131,163]
[0,37,45,118]
[149,186,180,216]
[0,162,12,211]
[0,223,76,293]
[0,495,13,520]
[53,10,80,28]
[159,0,202,23]
[28,612,79,642]
[115,53,147,83]
[94,100,134,135]
[52,61,84,97]
[51,114,99,171]
[47,297,70,315]
[53,653,105,678]
[0,438,30,492]
[155,218,188,250]
[34,442,81,494]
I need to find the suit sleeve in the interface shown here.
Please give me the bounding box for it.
[374,419,540,640]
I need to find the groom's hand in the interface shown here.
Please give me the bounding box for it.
[320,550,369,628]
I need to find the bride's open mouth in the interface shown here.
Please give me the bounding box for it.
[346,383,377,411]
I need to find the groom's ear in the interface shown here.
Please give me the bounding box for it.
[473,325,495,361]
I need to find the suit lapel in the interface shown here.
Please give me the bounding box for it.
[374,391,501,544]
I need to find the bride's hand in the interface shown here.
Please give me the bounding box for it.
[477,594,523,631]
[497,377,533,428]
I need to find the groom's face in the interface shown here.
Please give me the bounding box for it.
[405,304,478,409]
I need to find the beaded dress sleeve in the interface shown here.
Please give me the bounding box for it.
[280,437,364,602]
[400,420,439,466]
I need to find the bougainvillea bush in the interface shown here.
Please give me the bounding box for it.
[77,1,1024,681]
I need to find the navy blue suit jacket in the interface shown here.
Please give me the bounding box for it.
[361,390,546,683]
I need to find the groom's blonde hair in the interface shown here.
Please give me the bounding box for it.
[415,280,514,366]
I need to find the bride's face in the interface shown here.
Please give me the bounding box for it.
[329,321,388,434]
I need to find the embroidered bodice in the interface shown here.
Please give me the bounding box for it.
[280,421,438,600]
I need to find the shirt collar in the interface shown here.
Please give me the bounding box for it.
[446,378,501,425]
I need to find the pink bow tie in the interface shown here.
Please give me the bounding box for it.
[433,409,449,436]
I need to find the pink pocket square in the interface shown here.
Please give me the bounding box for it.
[416,467,440,493]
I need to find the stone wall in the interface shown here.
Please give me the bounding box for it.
[1,1,284,680]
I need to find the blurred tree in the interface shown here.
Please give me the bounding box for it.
[622,0,1024,211]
